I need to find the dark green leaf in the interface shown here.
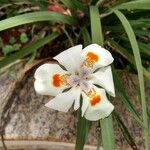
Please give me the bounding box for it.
[113,9,149,150]
[0,11,77,31]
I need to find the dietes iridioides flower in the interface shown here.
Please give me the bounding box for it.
[34,44,115,121]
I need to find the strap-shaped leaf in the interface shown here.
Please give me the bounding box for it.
[75,109,91,150]
[80,27,91,47]
[90,6,115,150]
[0,11,76,31]
[113,9,149,150]
[90,6,103,46]
[100,115,115,150]
[114,0,150,10]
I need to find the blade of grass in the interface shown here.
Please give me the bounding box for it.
[113,9,149,150]
[90,6,103,45]
[0,11,76,31]
[80,27,91,47]
[90,6,115,150]
[0,32,60,69]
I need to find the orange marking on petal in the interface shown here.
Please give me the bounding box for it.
[90,95,101,106]
[52,74,62,87]
[86,52,99,62]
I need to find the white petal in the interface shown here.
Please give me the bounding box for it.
[45,87,81,112]
[81,92,89,117]
[90,66,115,97]
[34,63,68,96]
[83,44,114,70]
[73,86,81,111]
[54,45,83,73]
[84,87,114,121]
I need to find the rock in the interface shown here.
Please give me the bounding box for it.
[0,64,149,150]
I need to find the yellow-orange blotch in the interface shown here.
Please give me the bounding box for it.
[86,52,99,63]
[90,95,101,106]
[52,74,61,87]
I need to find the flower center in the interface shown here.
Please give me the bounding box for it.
[67,67,91,92]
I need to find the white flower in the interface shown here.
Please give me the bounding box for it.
[34,44,115,121]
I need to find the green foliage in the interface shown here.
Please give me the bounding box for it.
[75,110,91,150]
[90,6,115,150]
[113,9,149,149]
[0,0,150,149]
[2,45,13,55]
[20,33,29,43]
[0,11,77,31]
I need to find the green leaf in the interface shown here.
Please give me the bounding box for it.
[100,115,115,150]
[20,32,29,43]
[114,0,150,10]
[90,6,115,150]
[2,45,13,55]
[113,9,149,150]
[75,109,91,150]
[0,32,60,69]
[80,27,91,47]
[90,6,103,46]
[0,11,77,31]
